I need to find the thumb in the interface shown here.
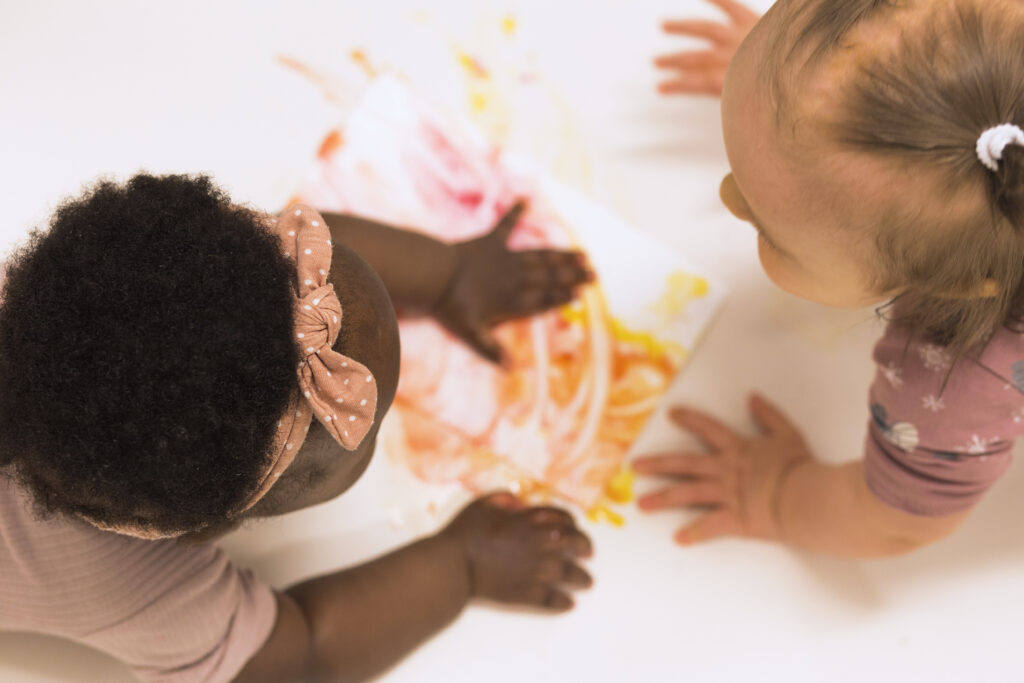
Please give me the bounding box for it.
[489,200,528,244]
[463,325,506,365]
[674,509,738,546]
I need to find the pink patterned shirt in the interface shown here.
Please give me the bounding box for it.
[864,322,1024,516]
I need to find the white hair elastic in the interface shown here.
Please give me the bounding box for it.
[976,124,1024,172]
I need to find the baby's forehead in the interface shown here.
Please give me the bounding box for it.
[756,0,935,112]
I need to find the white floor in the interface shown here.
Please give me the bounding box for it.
[2,2,1021,681]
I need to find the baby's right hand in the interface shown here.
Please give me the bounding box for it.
[440,492,593,611]
[656,0,761,97]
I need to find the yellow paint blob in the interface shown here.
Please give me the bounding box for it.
[652,272,710,318]
[502,15,518,36]
[457,51,489,80]
[604,466,634,504]
[586,503,625,527]
[470,91,488,113]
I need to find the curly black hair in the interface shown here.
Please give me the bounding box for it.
[0,173,301,536]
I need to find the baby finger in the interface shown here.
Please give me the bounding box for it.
[638,481,727,511]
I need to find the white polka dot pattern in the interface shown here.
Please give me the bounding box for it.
[239,203,379,513]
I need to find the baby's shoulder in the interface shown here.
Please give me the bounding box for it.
[871,323,1024,435]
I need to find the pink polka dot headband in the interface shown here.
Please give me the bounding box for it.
[240,204,378,508]
[83,204,378,539]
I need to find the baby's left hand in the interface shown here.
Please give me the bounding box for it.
[434,201,594,363]
[633,394,813,546]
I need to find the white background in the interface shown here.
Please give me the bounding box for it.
[2,1,1023,682]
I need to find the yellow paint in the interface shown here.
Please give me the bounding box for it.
[501,15,518,36]
[469,91,488,113]
[456,51,489,80]
[604,466,634,503]
[586,502,625,527]
[652,271,710,318]
[561,294,687,364]
[608,319,687,364]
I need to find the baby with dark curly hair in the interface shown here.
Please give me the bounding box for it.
[0,172,595,682]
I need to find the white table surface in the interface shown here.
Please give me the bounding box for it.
[2,2,1023,682]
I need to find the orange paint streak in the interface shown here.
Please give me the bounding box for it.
[318,129,345,160]
[276,54,344,104]
[350,49,377,78]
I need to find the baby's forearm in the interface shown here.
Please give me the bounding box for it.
[321,211,457,312]
[776,461,968,558]
[285,532,471,682]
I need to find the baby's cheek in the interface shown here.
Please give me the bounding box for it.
[756,236,784,284]
[756,238,804,298]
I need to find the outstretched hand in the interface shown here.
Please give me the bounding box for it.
[434,201,594,363]
[655,0,760,97]
[440,492,593,611]
[633,394,813,546]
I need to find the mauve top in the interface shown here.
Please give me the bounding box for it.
[0,472,277,682]
[864,321,1024,516]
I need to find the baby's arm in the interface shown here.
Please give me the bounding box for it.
[320,211,458,312]
[234,494,592,682]
[633,395,968,558]
[320,205,591,362]
[775,461,968,557]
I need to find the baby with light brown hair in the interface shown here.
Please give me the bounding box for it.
[636,0,1024,557]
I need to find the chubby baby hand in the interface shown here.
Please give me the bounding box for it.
[434,201,594,364]
[439,492,593,611]
[633,394,812,545]
[655,0,760,96]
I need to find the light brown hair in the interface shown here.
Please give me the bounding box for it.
[766,0,1024,353]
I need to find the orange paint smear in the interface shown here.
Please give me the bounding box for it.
[289,77,691,524]
[276,55,345,104]
[350,49,377,78]
[317,129,345,159]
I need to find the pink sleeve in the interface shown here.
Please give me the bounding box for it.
[863,419,1012,516]
[862,326,1019,517]
[0,475,279,683]
[78,556,278,683]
